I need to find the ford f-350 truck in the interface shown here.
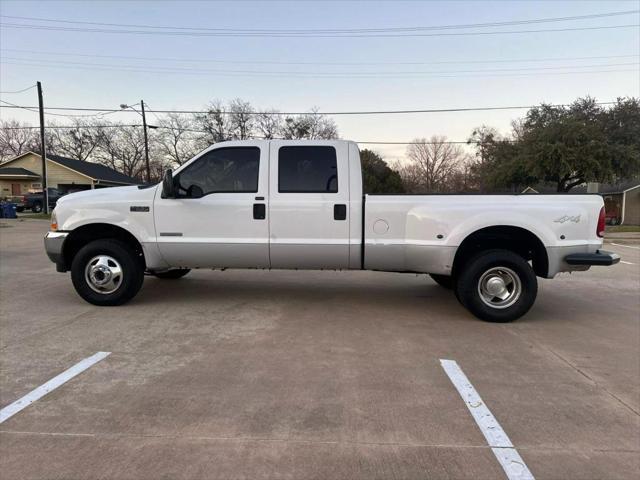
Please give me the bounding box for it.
[44,140,619,322]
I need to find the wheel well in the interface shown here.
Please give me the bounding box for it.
[452,226,548,278]
[62,223,145,270]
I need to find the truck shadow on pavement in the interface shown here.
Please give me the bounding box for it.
[124,271,550,325]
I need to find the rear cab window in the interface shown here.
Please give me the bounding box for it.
[278,146,338,193]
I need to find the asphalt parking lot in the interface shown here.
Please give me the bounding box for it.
[1,219,638,480]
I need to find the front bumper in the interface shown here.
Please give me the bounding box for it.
[564,249,621,266]
[44,231,68,271]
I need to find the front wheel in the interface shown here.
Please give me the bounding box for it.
[71,239,144,306]
[455,249,537,323]
[31,202,42,213]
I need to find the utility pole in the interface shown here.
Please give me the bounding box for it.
[37,81,49,214]
[140,100,151,183]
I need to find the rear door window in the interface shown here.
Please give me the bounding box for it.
[278,146,338,193]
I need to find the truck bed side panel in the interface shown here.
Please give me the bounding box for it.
[363,194,604,276]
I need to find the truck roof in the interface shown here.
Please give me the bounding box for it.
[210,139,357,148]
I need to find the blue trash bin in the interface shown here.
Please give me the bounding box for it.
[2,202,17,219]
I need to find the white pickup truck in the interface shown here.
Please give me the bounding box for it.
[45,139,619,322]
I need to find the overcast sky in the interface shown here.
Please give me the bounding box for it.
[0,0,638,161]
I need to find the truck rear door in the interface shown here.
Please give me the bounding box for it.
[268,141,351,269]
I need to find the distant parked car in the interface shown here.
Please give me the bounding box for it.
[25,188,64,213]
[2,195,26,212]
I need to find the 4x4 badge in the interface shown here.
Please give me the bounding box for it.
[554,214,580,223]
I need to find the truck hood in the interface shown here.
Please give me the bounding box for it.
[54,184,159,232]
[56,185,156,206]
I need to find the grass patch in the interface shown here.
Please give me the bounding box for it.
[606,225,640,233]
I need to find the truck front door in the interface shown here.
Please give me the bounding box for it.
[154,142,269,268]
[268,141,351,269]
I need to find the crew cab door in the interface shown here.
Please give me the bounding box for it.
[268,141,350,269]
[153,142,269,268]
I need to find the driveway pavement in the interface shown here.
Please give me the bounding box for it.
[1,219,638,479]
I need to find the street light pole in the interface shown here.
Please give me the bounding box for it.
[140,100,151,183]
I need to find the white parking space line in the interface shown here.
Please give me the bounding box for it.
[610,243,640,250]
[440,359,534,480]
[620,260,636,265]
[0,351,111,424]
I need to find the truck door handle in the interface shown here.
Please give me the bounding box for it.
[334,204,347,221]
[253,203,266,220]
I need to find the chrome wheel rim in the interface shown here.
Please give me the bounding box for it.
[477,267,521,309]
[85,255,123,294]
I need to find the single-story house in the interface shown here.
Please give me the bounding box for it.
[0,151,139,197]
[520,182,639,225]
[585,181,640,226]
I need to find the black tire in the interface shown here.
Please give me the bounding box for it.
[151,268,191,279]
[71,239,144,306]
[430,274,454,289]
[31,202,42,213]
[455,249,537,323]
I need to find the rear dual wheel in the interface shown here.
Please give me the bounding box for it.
[454,249,537,323]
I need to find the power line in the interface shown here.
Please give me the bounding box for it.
[0,123,491,144]
[2,56,636,76]
[3,60,636,79]
[1,22,637,38]
[3,48,637,66]
[0,84,36,94]
[0,99,118,118]
[0,99,39,114]
[2,124,142,130]
[0,101,622,116]
[1,10,636,34]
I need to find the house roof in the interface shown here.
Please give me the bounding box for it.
[521,181,640,195]
[46,154,140,185]
[0,152,140,185]
[597,180,640,194]
[571,180,640,194]
[0,167,40,178]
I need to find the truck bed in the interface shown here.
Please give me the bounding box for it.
[363,193,604,277]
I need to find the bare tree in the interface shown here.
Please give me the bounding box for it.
[281,108,338,139]
[46,118,104,161]
[0,120,39,161]
[156,113,200,166]
[228,98,254,140]
[255,109,283,139]
[399,136,467,193]
[95,124,147,179]
[194,100,230,145]
[148,154,173,183]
